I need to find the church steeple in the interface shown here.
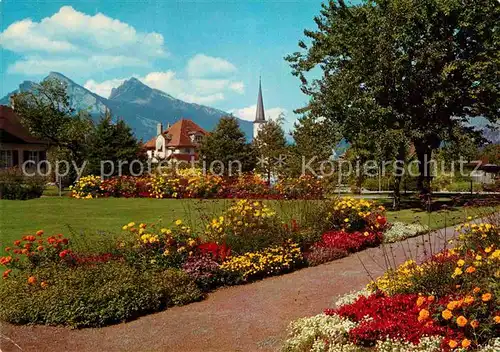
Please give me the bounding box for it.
[253,77,266,140]
[255,77,265,123]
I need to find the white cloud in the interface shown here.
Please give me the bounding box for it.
[84,78,127,98]
[84,54,244,105]
[230,105,288,122]
[187,54,237,78]
[0,6,167,74]
[229,81,245,94]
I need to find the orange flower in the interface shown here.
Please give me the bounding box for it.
[473,287,481,294]
[470,320,479,328]
[457,316,468,327]
[447,301,458,310]
[494,316,500,324]
[442,309,453,320]
[427,295,435,302]
[462,339,471,348]
[416,296,426,307]
[482,293,492,302]
[418,309,430,322]
[27,276,37,285]
[465,266,476,274]
[40,281,48,288]
[448,340,458,348]
[2,269,12,279]
[464,295,475,305]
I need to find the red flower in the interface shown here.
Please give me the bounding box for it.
[37,246,44,251]
[59,249,71,258]
[376,216,387,226]
[24,235,36,242]
[36,230,44,236]
[13,240,21,246]
[4,247,11,252]
[0,256,12,265]
[2,269,12,279]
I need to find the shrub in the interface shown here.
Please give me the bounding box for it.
[204,199,288,254]
[276,175,325,199]
[0,262,202,328]
[0,168,45,200]
[119,221,201,269]
[304,246,348,266]
[220,240,303,282]
[312,230,383,253]
[383,222,429,243]
[70,175,102,199]
[182,255,222,291]
[302,197,386,234]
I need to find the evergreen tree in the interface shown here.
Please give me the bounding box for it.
[199,116,255,175]
[87,111,143,176]
[253,116,288,182]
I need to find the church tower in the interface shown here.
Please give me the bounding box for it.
[253,78,266,140]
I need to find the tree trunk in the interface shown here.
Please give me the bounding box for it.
[392,144,406,210]
[415,142,433,195]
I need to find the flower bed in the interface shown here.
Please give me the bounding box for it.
[0,198,392,328]
[282,219,500,351]
[69,172,325,200]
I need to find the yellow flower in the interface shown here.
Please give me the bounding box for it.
[452,267,463,277]
[175,219,182,226]
[456,316,468,327]
[464,295,474,305]
[457,259,465,267]
[442,309,453,320]
[127,222,135,227]
[122,225,128,230]
[344,218,349,223]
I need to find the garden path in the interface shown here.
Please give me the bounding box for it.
[0,223,466,352]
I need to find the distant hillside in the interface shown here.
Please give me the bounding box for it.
[0,72,253,141]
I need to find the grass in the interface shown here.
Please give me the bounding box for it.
[0,197,497,254]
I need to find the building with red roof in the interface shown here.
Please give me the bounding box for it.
[0,105,48,168]
[145,118,208,162]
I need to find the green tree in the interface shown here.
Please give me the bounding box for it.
[199,116,255,175]
[11,78,94,166]
[288,114,341,177]
[86,111,143,176]
[253,115,288,182]
[287,0,500,195]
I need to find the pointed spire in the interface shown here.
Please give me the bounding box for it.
[255,77,265,123]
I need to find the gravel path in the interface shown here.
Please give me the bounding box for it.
[0,224,460,352]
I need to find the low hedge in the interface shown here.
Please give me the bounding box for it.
[0,262,202,328]
[0,168,46,200]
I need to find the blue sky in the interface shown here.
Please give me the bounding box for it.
[0,0,360,131]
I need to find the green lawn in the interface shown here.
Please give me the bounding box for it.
[1,197,497,253]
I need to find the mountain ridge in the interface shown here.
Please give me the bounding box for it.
[0,72,253,141]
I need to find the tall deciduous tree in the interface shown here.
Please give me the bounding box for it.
[199,116,255,175]
[287,0,500,195]
[11,78,94,165]
[253,115,288,182]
